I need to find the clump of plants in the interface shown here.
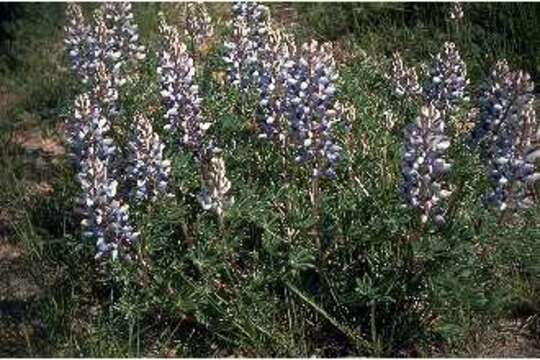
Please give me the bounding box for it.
[53,2,540,356]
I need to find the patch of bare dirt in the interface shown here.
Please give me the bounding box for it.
[0,209,16,242]
[1,124,63,355]
[25,181,54,199]
[271,3,300,28]
[0,243,23,261]
[0,87,22,118]
[12,129,64,157]
[429,317,540,357]
[0,243,47,356]
[478,318,540,357]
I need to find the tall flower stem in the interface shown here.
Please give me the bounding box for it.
[497,208,509,226]
[310,166,322,253]
[281,138,292,243]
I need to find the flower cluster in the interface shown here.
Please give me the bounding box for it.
[254,27,295,141]
[471,60,531,151]
[158,16,211,157]
[69,94,137,260]
[475,67,539,211]
[64,2,146,95]
[388,51,421,98]
[486,101,539,211]
[126,113,172,202]
[231,1,260,21]
[64,3,149,259]
[449,2,464,21]
[383,109,398,131]
[423,42,468,114]
[77,146,139,260]
[102,2,146,69]
[223,2,268,92]
[399,104,452,225]
[90,50,120,118]
[181,2,214,51]
[198,156,234,218]
[67,93,116,167]
[223,16,251,91]
[64,3,91,83]
[283,40,348,178]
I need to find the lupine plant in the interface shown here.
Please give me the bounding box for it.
[223,13,251,92]
[486,100,539,211]
[157,15,212,159]
[64,3,147,261]
[223,1,268,93]
[86,8,124,120]
[180,2,214,55]
[65,3,145,104]
[283,39,349,179]
[254,25,296,142]
[64,3,91,83]
[388,51,422,99]
[389,41,468,121]
[69,93,138,260]
[470,63,539,211]
[423,41,468,115]
[399,104,452,225]
[66,93,116,169]
[448,2,464,21]
[471,60,531,153]
[125,112,172,203]
[198,155,234,228]
[78,145,139,260]
[50,1,540,355]
[102,2,146,71]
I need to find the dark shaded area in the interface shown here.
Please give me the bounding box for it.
[0,3,65,72]
[0,3,24,69]
[296,2,540,82]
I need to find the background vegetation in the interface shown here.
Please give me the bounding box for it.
[0,2,538,357]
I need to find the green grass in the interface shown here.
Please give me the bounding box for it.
[0,2,539,357]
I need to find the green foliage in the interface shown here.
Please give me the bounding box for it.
[296,2,540,81]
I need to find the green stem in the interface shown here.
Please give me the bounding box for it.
[284,281,373,353]
[370,302,378,354]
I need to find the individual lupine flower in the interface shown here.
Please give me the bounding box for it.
[333,100,356,134]
[399,104,452,225]
[283,39,348,178]
[157,16,212,158]
[449,2,464,21]
[198,156,234,219]
[482,70,539,211]
[423,42,468,114]
[126,112,172,202]
[77,144,138,260]
[181,2,214,51]
[102,2,146,69]
[388,51,421,98]
[64,3,91,83]
[383,109,398,131]
[66,93,116,167]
